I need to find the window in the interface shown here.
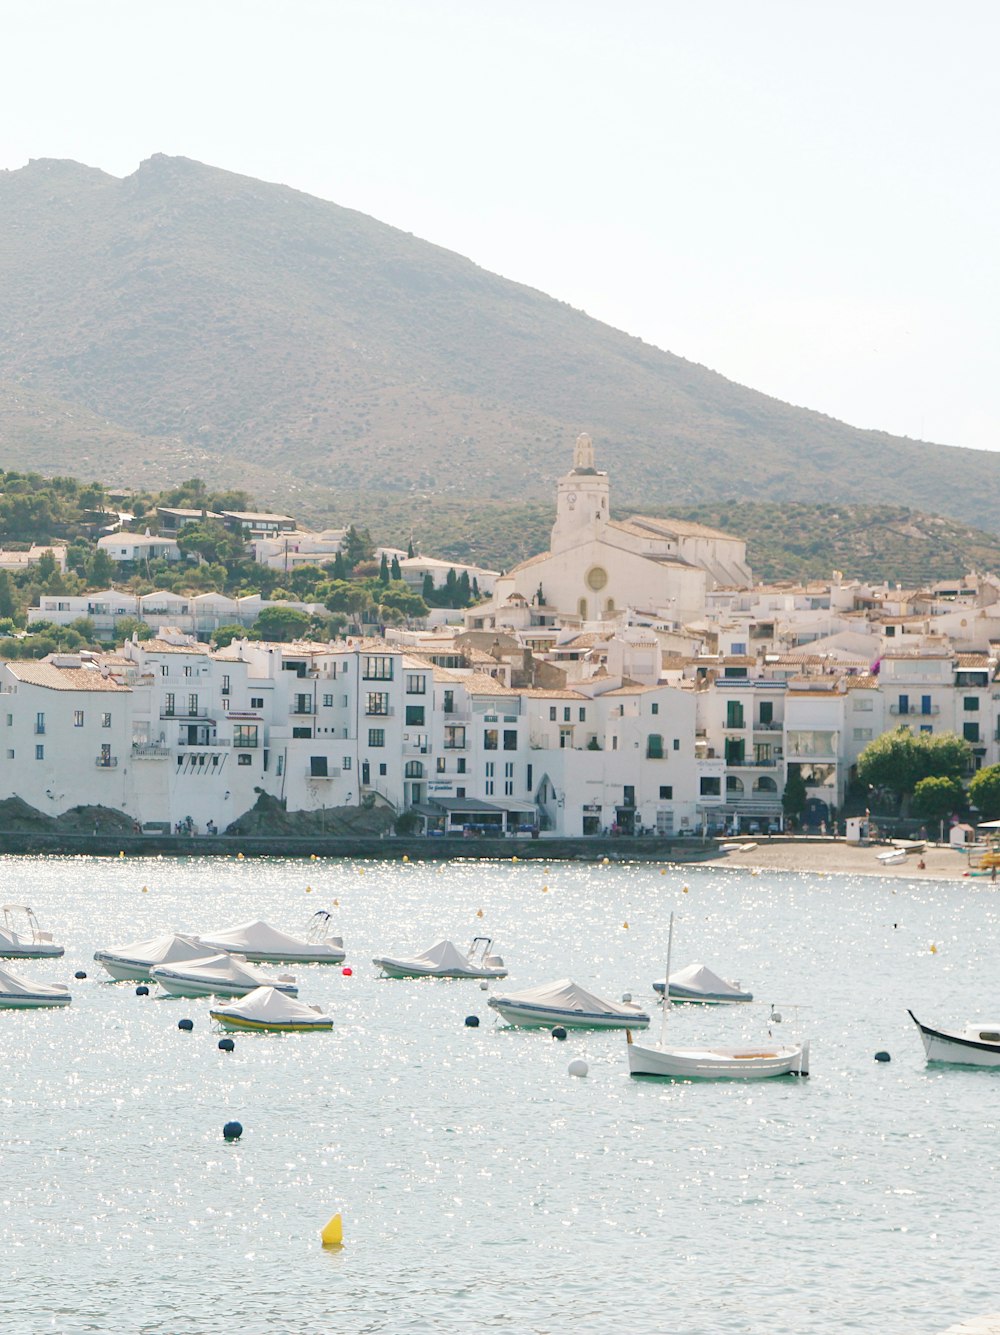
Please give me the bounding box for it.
[184,665,193,678]
[853,728,873,741]
[405,761,424,778]
[549,706,557,722]
[456,787,466,799]
[965,696,980,711]
[406,674,426,694]
[646,734,664,759]
[234,725,258,748]
[731,642,747,657]
[503,729,517,750]
[102,712,112,728]
[293,693,313,715]
[484,729,498,750]
[444,725,465,750]
[73,710,84,728]
[759,701,773,725]
[292,727,312,739]
[443,689,454,714]
[659,785,673,800]
[563,707,571,723]
[673,738,680,751]
[921,695,932,716]
[368,728,385,747]
[436,756,446,773]
[379,763,387,776]
[485,760,494,795]
[222,675,231,696]
[251,696,264,709]
[724,738,745,765]
[405,705,425,727]
[238,753,252,765]
[35,712,45,735]
[726,700,744,728]
[700,776,721,797]
[363,656,394,680]
[651,702,659,715]
[964,721,981,743]
[526,763,533,791]
[578,707,586,722]
[366,693,389,716]
[187,693,199,716]
[897,694,909,715]
[457,758,466,774]
[343,756,352,770]
[310,756,329,777]
[276,755,284,776]
[35,744,44,760]
[854,697,873,712]
[323,694,334,708]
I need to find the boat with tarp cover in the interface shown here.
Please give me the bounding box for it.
[373,936,507,980]
[210,986,332,1032]
[488,978,649,1029]
[0,963,72,1008]
[150,952,298,999]
[0,905,64,959]
[197,916,345,965]
[652,962,752,1004]
[94,932,208,982]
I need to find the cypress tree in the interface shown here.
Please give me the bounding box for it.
[378,552,390,583]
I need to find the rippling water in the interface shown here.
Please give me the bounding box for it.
[0,853,994,1334]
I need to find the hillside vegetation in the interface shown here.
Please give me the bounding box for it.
[0,154,998,533]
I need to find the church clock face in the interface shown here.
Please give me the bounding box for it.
[586,565,608,591]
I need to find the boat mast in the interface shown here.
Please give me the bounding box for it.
[659,911,675,1047]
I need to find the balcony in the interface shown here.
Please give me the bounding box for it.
[306,766,342,780]
[95,755,119,768]
[131,743,170,759]
[889,704,939,716]
[291,704,314,716]
[365,706,393,718]
[754,720,782,731]
[722,719,747,731]
[160,706,208,719]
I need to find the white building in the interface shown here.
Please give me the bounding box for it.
[97,533,181,564]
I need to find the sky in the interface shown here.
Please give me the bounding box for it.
[2,0,998,454]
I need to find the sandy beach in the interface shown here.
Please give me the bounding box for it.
[702,837,982,881]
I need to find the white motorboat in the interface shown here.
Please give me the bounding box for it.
[909,1009,1000,1067]
[197,916,346,964]
[487,978,650,1029]
[628,913,808,1080]
[373,936,508,980]
[876,849,907,866]
[93,932,208,982]
[0,905,65,959]
[0,963,72,1009]
[627,1031,809,1079]
[210,985,333,1032]
[652,962,753,1004]
[150,953,298,999]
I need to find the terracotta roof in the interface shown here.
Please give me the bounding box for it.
[5,663,131,692]
[956,654,992,668]
[844,675,880,690]
[143,638,211,655]
[460,673,520,696]
[624,514,741,541]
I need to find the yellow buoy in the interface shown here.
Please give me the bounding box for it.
[333,899,339,907]
[237,852,244,860]
[602,857,610,866]
[311,853,318,861]
[141,886,148,894]
[660,869,667,876]
[512,855,519,862]
[930,943,938,954]
[682,885,689,893]
[622,921,629,930]
[542,885,549,893]
[321,1212,343,1247]
[476,908,484,918]
[402,855,409,863]
[119,851,125,858]
[358,868,364,875]
[306,886,313,893]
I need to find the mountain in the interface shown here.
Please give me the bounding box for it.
[0,153,997,535]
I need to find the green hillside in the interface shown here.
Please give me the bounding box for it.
[0,154,998,534]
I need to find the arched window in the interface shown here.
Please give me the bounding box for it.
[605,598,615,613]
[578,597,588,619]
[753,776,777,793]
[404,761,424,779]
[726,776,744,794]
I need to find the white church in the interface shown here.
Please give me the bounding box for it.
[468,433,752,630]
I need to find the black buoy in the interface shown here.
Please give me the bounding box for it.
[218,1037,235,1051]
[178,1018,194,1032]
[464,1015,480,1027]
[551,1026,568,1041]
[874,1050,891,1062]
[135,985,149,996]
[223,1120,243,1142]
[74,971,87,980]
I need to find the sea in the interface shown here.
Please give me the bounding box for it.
[0,852,994,1335]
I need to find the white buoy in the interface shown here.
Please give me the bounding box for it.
[479,981,489,991]
[568,1059,588,1078]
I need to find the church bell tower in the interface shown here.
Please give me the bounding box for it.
[551,432,611,554]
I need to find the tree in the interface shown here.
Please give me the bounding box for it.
[253,606,311,642]
[342,524,373,568]
[457,570,471,605]
[390,555,402,582]
[969,764,1000,821]
[378,552,390,584]
[322,579,355,613]
[87,547,115,587]
[0,570,16,620]
[211,623,255,649]
[378,582,429,622]
[421,572,435,604]
[330,551,348,581]
[115,616,153,643]
[782,768,807,823]
[857,727,972,807]
[912,775,964,824]
[177,521,243,566]
[35,549,57,582]
[406,537,415,559]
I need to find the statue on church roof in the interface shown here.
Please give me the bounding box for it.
[573,432,595,472]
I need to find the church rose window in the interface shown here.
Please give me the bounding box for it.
[586,566,608,591]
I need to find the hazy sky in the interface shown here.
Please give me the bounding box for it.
[3,1,997,453]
